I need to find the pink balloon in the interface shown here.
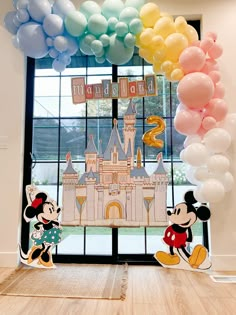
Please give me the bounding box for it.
[208,43,223,59]
[208,70,221,84]
[197,126,207,137]
[177,72,214,109]
[179,46,206,73]
[204,98,228,121]
[202,116,217,130]
[174,109,202,135]
[201,58,219,74]
[191,40,201,47]
[213,82,225,99]
[205,31,217,41]
[200,38,214,53]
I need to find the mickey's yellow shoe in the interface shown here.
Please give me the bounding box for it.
[154,251,180,265]
[189,245,207,269]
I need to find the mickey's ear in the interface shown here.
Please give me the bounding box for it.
[197,206,211,221]
[24,206,36,222]
[35,192,47,203]
[184,190,197,205]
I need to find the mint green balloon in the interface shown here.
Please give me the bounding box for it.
[65,11,87,37]
[129,18,143,35]
[115,22,128,38]
[108,17,118,32]
[101,0,124,19]
[124,33,136,48]
[88,14,108,36]
[106,33,134,65]
[79,1,101,20]
[119,7,139,24]
[99,34,110,47]
[124,0,145,11]
[91,40,103,54]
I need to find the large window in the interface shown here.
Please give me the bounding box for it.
[21,20,207,264]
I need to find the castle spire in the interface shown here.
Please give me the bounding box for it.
[136,147,142,169]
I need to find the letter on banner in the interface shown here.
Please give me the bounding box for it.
[71,77,86,104]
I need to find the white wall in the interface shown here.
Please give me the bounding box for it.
[0,0,236,270]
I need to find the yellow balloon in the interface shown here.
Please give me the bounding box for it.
[183,24,199,44]
[151,35,164,50]
[170,68,184,81]
[139,48,154,64]
[135,33,142,47]
[139,3,160,28]
[140,28,155,46]
[165,33,188,62]
[153,47,167,63]
[152,61,162,74]
[160,12,174,22]
[142,116,166,148]
[154,17,175,39]
[175,16,188,33]
[161,60,173,74]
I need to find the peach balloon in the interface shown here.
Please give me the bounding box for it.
[213,82,225,99]
[202,116,217,130]
[179,46,206,73]
[208,42,223,59]
[204,98,228,121]
[174,109,202,135]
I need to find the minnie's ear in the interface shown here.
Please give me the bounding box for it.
[35,192,47,203]
[24,206,36,222]
[184,190,197,205]
[197,206,211,221]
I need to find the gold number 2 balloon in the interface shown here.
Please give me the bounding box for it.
[142,116,166,148]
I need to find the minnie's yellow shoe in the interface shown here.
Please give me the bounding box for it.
[27,246,43,264]
[189,245,207,269]
[39,250,54,267]
[154,251,180,265]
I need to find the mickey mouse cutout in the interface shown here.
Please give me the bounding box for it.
[154,190,211,270]
[21,185,62,268]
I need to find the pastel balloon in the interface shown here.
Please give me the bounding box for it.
[17,22,48,58]
[16,9,30,23]
[101,0,124,19]
[154,17,175,39]
[213,82,225,99]
[27,0,51,23]
[179,46,205,73]
[88,14,108,37]
[108,17,118,32]
[43,14,64,37]
[205,32,217,41]
[16,0,29,10]
[183,143,209,167]
[106,33,134,65]
[174,16,187,33]
[221,172,235,192]
[52,0,75,19]
[165,33,188,62]
[177,72,214,109]
[186,167,200,185]
[205,98,228,121]
[54,35,68,52]
[202,116,217,130]
[79,36,94,55]
[203,128,231,153]
[115,22,128,37]
[194,187,207,203]
[201,178,225,203]
[49,47,59,58]
[52,58,66,72]
[140,28,155,46]
[218,113,236,140]
[99,34,110,47]
[208,71,221,84]
[125,0,145,10]
[151,35,164,49]
[140,3,161,28]
[208,43,223,59]
[124,33,136,48]
[206,154,230,173]
[67,36,79,55]
[4,11,18,35]
[184,135,202,148]
[65,11,87,37]
[200,38,214,53]
[91,40,103,54]
[142,116,166,148]
[183,24,199,44]
[119,7,139,24]
[194,166,210,181]
[174,109,202,135]
[79,1,101,19]
[129,18,143,35]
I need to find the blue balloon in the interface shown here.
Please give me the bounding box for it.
[28,0,52,23]
[43,14,64,37]
[54,35,68,53]
[4,11,18,35]
[52,0,75,19]
[49,47,59,58]
[58,52,71,65]
[12,0,18,9]
[52,58,66,72]
[16,0,29,10]
[106,33,134,65]
[66,36,79,56]
[16,9,30,23]
[17,22,49,58]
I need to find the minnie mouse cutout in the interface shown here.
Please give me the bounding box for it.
[154,190,211,270]
[20,185,62,268]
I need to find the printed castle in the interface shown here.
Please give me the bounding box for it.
[62,100,169,227]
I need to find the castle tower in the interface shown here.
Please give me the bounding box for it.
[152,153,169,223]
[62,152,78,223]
[85,135,98,173]
[123,99,136,169]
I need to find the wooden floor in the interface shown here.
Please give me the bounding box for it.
[0,265,236,315]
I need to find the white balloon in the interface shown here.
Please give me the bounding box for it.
[194,166,210,181]
[186,167,200,185]
[184,135,202,148]
[218,113,236,140]
[203,128,231,153]
[180,149,186,162]
[194,186,207,203]
[183,143,209,167]
[221,172,235,192]
[206,154,230,173]
[201,178,225,203]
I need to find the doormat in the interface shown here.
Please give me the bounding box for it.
[0,263,128,300]
[210,275,236,283]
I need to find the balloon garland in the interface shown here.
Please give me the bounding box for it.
[4,0,236,204]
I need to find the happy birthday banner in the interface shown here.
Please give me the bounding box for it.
[71,74,157,104]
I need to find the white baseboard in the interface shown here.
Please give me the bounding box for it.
[210,255,236,271]
[0,251,20,268]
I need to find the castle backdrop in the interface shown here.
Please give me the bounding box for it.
[61,100,168,227]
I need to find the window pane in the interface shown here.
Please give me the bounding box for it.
[57,226,84,254]
[35,77,60,96]
[34,96,59,117]
[87,99,112,117]
[87,118,112,149]
[85,227,112,255]
[61,96,86,117]
[118,228,145,254]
